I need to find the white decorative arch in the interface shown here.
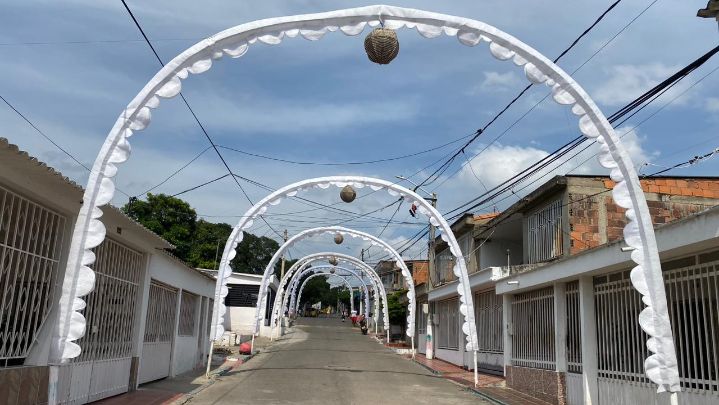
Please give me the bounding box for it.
[253,226,416,338]
[269,252,390,337]
[290,272,362,316]
[56,5,678,392]
[288,265,371,319]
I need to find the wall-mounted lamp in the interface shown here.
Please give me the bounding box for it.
[507,280,519,285]
[620,246,636,252]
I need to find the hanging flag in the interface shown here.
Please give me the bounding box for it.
[409,203,418,218]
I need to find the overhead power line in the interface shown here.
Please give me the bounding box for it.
[120,0,283,238]
[415,0,626,188]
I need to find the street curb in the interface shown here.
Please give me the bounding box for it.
[170,353,258,405]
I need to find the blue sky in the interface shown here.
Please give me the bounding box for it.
[1,1,718,262]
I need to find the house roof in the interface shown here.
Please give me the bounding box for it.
[0,137,173,249]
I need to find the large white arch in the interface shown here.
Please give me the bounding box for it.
[268,252,390,338]
[288,265,371,319]
[295,272,367,317]
[55,5,679,392]
[253,226,416,338]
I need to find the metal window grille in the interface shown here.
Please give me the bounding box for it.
[438,298,459,350]
[75,238,144,362]
[225,284,259,307]
[475,290,503,353]
[417,300,427,335]
[0,185,66,367]
[143,281,177,343]
[179,291,197,336]
[595,253,719,394]
[435,248,456,285]
[511,286,555,369]
[527,199,563,264]
[566,281,582,373]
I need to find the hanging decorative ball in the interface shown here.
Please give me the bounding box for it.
[340,185,356,203]
[334,233,344,244]
[330,267,336,274]
[328,257,338,266]
[364,27,400,65]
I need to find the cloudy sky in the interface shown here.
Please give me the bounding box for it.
[1,1,717,262]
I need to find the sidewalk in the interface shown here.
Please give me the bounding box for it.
[94,336,270,405]
[411,354,552,405]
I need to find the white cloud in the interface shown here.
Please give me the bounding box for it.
[187,92,419,135]
[469,71,522,94]
[593,63,678,106]
[705,97,719,112]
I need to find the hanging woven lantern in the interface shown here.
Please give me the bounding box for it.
[330,267,336,274]
[328,257,338,266]
[340,185,356,203]
[364,27,399,65]
[334,233,344,244]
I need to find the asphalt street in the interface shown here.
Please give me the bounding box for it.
[187,317,488,404]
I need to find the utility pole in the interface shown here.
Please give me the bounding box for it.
[361,248,365,262]
[426,192,437,359]
[280,229,288,279]
[395,175,437,360]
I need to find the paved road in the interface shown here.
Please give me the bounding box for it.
[188,317,488,404]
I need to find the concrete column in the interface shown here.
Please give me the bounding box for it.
[502,293,513,375]
[128,254,153,390]
[554,282,567,372]
[579,276,598,404]
[170,288,183,377]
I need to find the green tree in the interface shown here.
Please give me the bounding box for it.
[123,193,196,260]
[186,220,232,269]
[387,290,408,326]
[297,276,350,311]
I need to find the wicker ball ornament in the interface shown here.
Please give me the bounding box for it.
[364,28,399,65]
[330,267,336,274]
[340,185,356,203]
[334,233,344,244]
[328,257,338,266]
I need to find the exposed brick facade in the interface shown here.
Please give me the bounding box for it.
[567,177,719,255]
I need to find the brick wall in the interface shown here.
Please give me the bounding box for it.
[505,365,566,405]
[567,177,719,255]
[410,261,428,285]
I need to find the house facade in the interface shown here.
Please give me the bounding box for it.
[0,138,215,404]
[421,174,719,404]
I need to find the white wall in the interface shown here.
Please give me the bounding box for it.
[480,239,523,268]
[225,307,257,334]
[173,336,199,376]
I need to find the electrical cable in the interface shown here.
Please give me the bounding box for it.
[120,0,283,238]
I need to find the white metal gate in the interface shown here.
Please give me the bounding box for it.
[0,184,66,367]
[475,290,503,373]
[139,281,177,384]
[57,238,144,404]
[511,286,555,370]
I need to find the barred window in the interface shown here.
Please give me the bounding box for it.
[179,291,198,336]
[225,284,260,307]
[435,248,456,285]
[438,298,459,350]
[475,290,503,353]
[76,238,144,362]
[0,185,66,367]
[527,199,563,264]
[511,286,555,370]
[144,281,177,343]
[595,252,719,394]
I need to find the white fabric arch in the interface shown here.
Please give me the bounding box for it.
[55,5,678,392]
[290,272,360,316]
[273,264,376,339]
[288,265,371,318]
[268,252,390,334]
[253,226,416,338]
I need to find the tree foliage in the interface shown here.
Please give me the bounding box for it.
[387,290,408,325]
[122,193,281,274]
